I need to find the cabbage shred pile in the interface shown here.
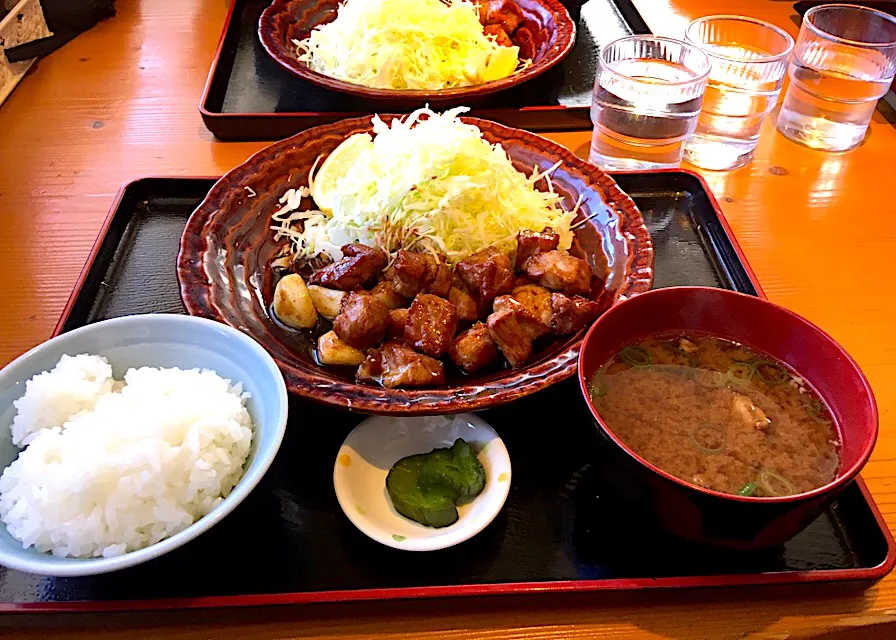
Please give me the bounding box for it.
[294,0,518,90]
[272,108,578,265]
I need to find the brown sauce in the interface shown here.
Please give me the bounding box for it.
[268,271,599,385]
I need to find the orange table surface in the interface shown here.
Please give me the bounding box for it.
[1,0,895,638]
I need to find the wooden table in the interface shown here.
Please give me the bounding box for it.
[1,0,895,637]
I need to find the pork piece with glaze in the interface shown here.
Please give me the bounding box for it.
[515,228,560,270]
[383,250,452,299]
[524,250,592,296]
[357,342,445,388]
[387,308,409,341]
[509,283,553,327]
[549,293,601,334]
[486,306,534,368]
[427,256,453,298]
[483,24,513,47]
[490,283,554,341]
[307,243,386,291]
[449,322,499,373]
[514,26,537,59]
[484,0,524,32]
[370,280,408,310]
[455,247,515,315]
[382,250,427,298]
[448,286,478,323]
[332,291,389,349]
[492,294,549,341]
[404,294,459,358]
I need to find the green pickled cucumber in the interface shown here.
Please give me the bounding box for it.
[386,439,487,528]
[386,455,459,527]
[418,440,486,498]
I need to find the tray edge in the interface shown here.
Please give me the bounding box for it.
[29,174,895,614]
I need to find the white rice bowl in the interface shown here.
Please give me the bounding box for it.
[0,355,254,559]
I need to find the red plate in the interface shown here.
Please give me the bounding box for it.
[258,0,576,107]
[176,116,654,414]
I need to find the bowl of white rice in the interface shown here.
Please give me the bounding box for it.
[0,314,288,577]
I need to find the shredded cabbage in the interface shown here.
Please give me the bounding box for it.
[294,0,521,89]
[272,107,579,264]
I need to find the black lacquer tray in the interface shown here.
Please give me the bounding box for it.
[200,0,648,139]
[0,172,890,613]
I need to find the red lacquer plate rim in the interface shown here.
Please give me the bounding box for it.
[175,118,654,415]
[257,0,576,103]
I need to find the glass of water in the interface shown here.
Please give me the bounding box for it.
[683,16,793,170]
[589,36,711,170]
[777,4,896,151]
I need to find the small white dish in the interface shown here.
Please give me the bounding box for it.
[333,414,511,551]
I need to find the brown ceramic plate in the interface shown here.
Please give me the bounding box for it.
[177,115,653,414]
[257,0,576,107]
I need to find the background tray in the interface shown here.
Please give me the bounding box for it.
[200,0,647,139]
[0,173,891,613]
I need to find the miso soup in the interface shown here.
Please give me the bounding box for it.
[588,335,840,497]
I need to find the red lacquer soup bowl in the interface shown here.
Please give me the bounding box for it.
[577,287,878,550]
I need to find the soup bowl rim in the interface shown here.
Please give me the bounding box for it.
[576,285,878,504]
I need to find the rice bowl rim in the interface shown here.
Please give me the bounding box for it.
[0,314,289,577]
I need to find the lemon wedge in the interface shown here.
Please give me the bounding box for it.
[310,133,374,212]
[482,45,520,83]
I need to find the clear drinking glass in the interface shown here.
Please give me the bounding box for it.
[683,16,794,170]
[589,36,711,170]
[777,4,896,151]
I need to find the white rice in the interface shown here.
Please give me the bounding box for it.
[10,354,114,447]
[0,356,254,559]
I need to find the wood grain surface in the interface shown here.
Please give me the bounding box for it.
[1,0,895,637]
